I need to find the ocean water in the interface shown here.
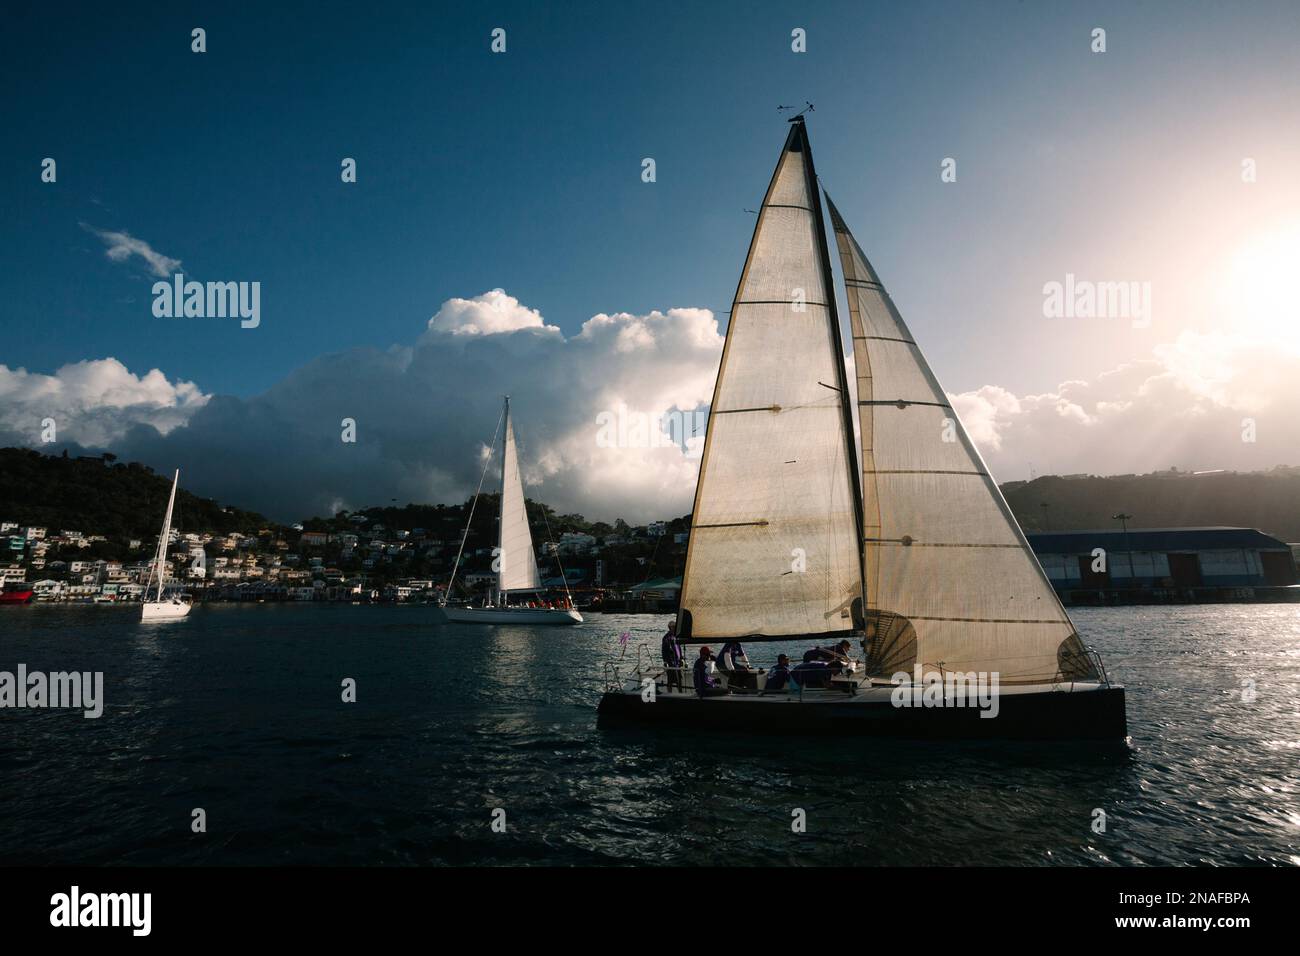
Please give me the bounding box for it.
[1,603,1297,866]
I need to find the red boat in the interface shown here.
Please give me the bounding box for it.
[0,584,35,605]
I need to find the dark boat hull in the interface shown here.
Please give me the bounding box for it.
[597,684,1127,740]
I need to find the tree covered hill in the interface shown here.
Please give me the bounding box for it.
[5,447,1299,546]
[0,448,274,539]
[1002,468,1300,542]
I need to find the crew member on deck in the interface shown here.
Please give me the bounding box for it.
[718,639,757,689]
[764,654,793,692]
[717,642,759,686]
[693,646,729,698]
[804,639,853,668]
[661,619,685,692]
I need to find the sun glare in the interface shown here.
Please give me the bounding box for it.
[1223,226,1300,348]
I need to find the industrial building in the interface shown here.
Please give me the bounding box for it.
[1026,527,1298,604]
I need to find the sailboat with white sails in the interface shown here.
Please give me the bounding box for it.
[598,114,1126,738]
[141,469,193,622]
[442,397,582,625]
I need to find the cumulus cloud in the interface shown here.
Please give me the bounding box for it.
[4,295,724,522]
[81,224,182,278]
[5,292,1297,523]
[425,289,556,336]
[0,359,209,448]
[948,331,1300,480]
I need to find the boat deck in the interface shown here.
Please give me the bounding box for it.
[599,659,1127,739]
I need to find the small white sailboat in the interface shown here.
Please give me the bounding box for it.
[141,469,193,622]
[442,397,582,625]
[599,114,1125,738]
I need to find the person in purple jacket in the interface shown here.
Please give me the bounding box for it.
[661,619,685,692]
[693,646,729,698]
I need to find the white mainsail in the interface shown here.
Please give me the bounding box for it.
[824,193,1095,684]
[679,119,865,640]
[148,469,180,600]
[497,398,541,594]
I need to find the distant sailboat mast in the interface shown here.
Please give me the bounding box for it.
[149,469,179,600]
[497,397,507,607]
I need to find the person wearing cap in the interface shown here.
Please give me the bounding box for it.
[661,619,685,692]
[764,653,793,692]
[693,646,729,698]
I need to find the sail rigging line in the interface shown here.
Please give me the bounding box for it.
[536,495,575,608]
[443,403,506,604]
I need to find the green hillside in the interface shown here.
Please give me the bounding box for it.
[4,446,1299,545]
[1002,468,1300,541]
[0,448,274,539]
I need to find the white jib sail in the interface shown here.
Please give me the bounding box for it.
[150,469,179,600]
[497,403,541,594]
[679,120,864,640]
[825,193,1095,684]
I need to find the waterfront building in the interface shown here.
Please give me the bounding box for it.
[1028,527,1298,602]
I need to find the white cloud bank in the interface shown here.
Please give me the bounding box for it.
[0,294,724,522]
[950,331,1300,480]
[0,358,209,448]
[3,295,1298,522]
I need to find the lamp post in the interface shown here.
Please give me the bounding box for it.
[1111,513,1134,588]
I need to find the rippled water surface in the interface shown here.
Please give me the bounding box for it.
[2,603,1297,865]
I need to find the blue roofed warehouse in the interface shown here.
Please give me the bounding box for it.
[1026,527,1298,602]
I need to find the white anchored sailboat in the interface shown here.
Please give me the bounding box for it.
[141,469,193,622]
[599,114,1126,738]
[442,397,582,625]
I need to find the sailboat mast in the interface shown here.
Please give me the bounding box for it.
[795,117,869,626]
[498,395,509,606]
[152,469,179,599]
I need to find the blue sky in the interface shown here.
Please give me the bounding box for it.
[3,1,1299,520]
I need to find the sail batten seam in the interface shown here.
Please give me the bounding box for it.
[733,300,830,307]
[858,400,952,408]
